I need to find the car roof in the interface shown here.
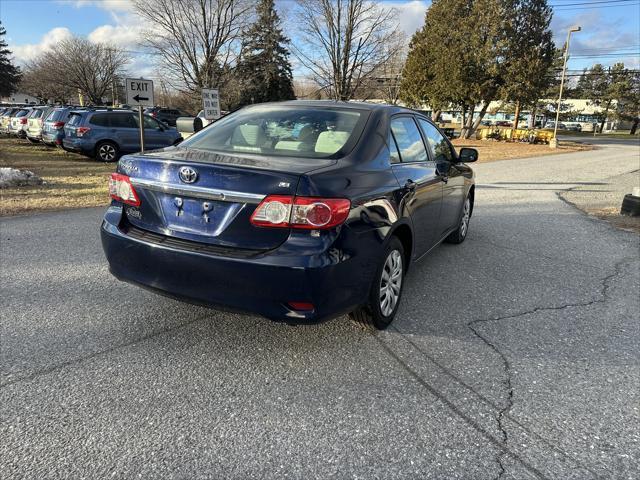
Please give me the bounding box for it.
[243,100,425,117]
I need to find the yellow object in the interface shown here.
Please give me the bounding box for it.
[476,127,553,144]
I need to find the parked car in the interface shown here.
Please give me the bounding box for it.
[63,109,182,162]
[42,107,81,147]
[144,107,192,126]
[26,106,56,143]
[494,120,512,127]
[101,101,477,329]
[0,107,20,134]
[8,108,32,138]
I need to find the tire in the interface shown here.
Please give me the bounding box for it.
[27,137,39,143]
[95,141,120,162]
[350,237,405,330]
[445,194,472,244]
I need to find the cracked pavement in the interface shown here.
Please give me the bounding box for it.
[1,139,639,479]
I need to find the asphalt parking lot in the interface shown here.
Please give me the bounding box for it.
[1,140,639,479]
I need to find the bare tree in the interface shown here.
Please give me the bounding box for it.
[132,0,252,95]
[293,0,402,101]
[26,37,128,104]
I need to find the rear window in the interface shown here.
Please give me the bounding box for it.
[182,105,368,159]
[31,110,43,119]
[48,109,69,122]
[67,113,83,126]
[16,110,29,117]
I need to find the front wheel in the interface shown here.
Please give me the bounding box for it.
[350,237,405,330]
[445,194,472,244]
[95,141,120,162]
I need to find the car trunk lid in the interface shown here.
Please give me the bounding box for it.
[119,148,336,250]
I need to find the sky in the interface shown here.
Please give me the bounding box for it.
[1,0,639,82]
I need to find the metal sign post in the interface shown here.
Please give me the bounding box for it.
[138,105,145,152]
[126,78,155,153]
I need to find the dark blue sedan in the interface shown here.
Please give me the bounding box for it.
[101,101,477,329]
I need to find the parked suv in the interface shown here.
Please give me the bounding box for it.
[0,107,20,134]
[63,109,182,162]
[42,107,79,147]
[9,108,32,138]
[144,107,191,126]
[26,106,56,143]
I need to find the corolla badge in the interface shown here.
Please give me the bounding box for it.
[179,166,198,184]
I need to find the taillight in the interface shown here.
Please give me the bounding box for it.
[20,118,27,124]
[76,127,91,137]
[250,195,350,229]
[52,121,65,129]
[151,112,157,117]
[109,173,140,206]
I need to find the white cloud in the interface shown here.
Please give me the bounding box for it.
[10,27,73,64]
[88,24,141,48]
[60,0,134,12]
[384,0,429,38]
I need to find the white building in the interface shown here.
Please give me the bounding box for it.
[1,92,39,105]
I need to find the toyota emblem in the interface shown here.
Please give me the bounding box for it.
[179,166,198,184]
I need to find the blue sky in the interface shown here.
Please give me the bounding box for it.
[1,0,639,79]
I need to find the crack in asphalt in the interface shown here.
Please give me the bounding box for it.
[465,256,633,480]
[0,314,210,389]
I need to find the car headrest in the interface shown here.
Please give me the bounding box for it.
[314,131,349,154]
[232,124,265,147]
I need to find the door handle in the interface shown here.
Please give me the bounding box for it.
[404,179,417,191]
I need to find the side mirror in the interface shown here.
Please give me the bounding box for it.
[459,147,478,163]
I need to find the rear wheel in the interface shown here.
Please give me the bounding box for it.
[445,194,472,244]
[27,137,39,143]
[95,141,120,162]
[350,237,405,330]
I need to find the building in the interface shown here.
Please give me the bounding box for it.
[0,92,39,105]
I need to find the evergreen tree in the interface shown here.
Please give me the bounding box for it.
[400,0,555,137]
[236,0,295,107]
[0,22,21,97]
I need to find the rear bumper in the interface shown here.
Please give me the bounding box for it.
[42,132,62,145]
[101,206,375,323]
[62,137,93,154]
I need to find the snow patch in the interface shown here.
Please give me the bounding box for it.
[0,168,45,188]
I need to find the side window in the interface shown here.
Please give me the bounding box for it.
[89,114,110,127]
[418,118,454,163]
[111,113,137,128]
[135,115,162,129]
[390,117,429,163]
[389,132,401,164]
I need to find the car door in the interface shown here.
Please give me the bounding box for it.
[416,117,465,236]
[389,115,443,257]
[109,113,140,153]
[136,114,170,149]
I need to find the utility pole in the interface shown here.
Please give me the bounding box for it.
[551,25,581,148]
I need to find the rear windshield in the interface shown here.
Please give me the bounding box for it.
[31,110,43,118]
[181,105,368,159]
[48,109,69,122]
[66,113,83,126]
[16,110,29,117]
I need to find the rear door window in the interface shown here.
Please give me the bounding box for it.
[390,117,429,163]
[109,113,137,128]
[89,114,110,127]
